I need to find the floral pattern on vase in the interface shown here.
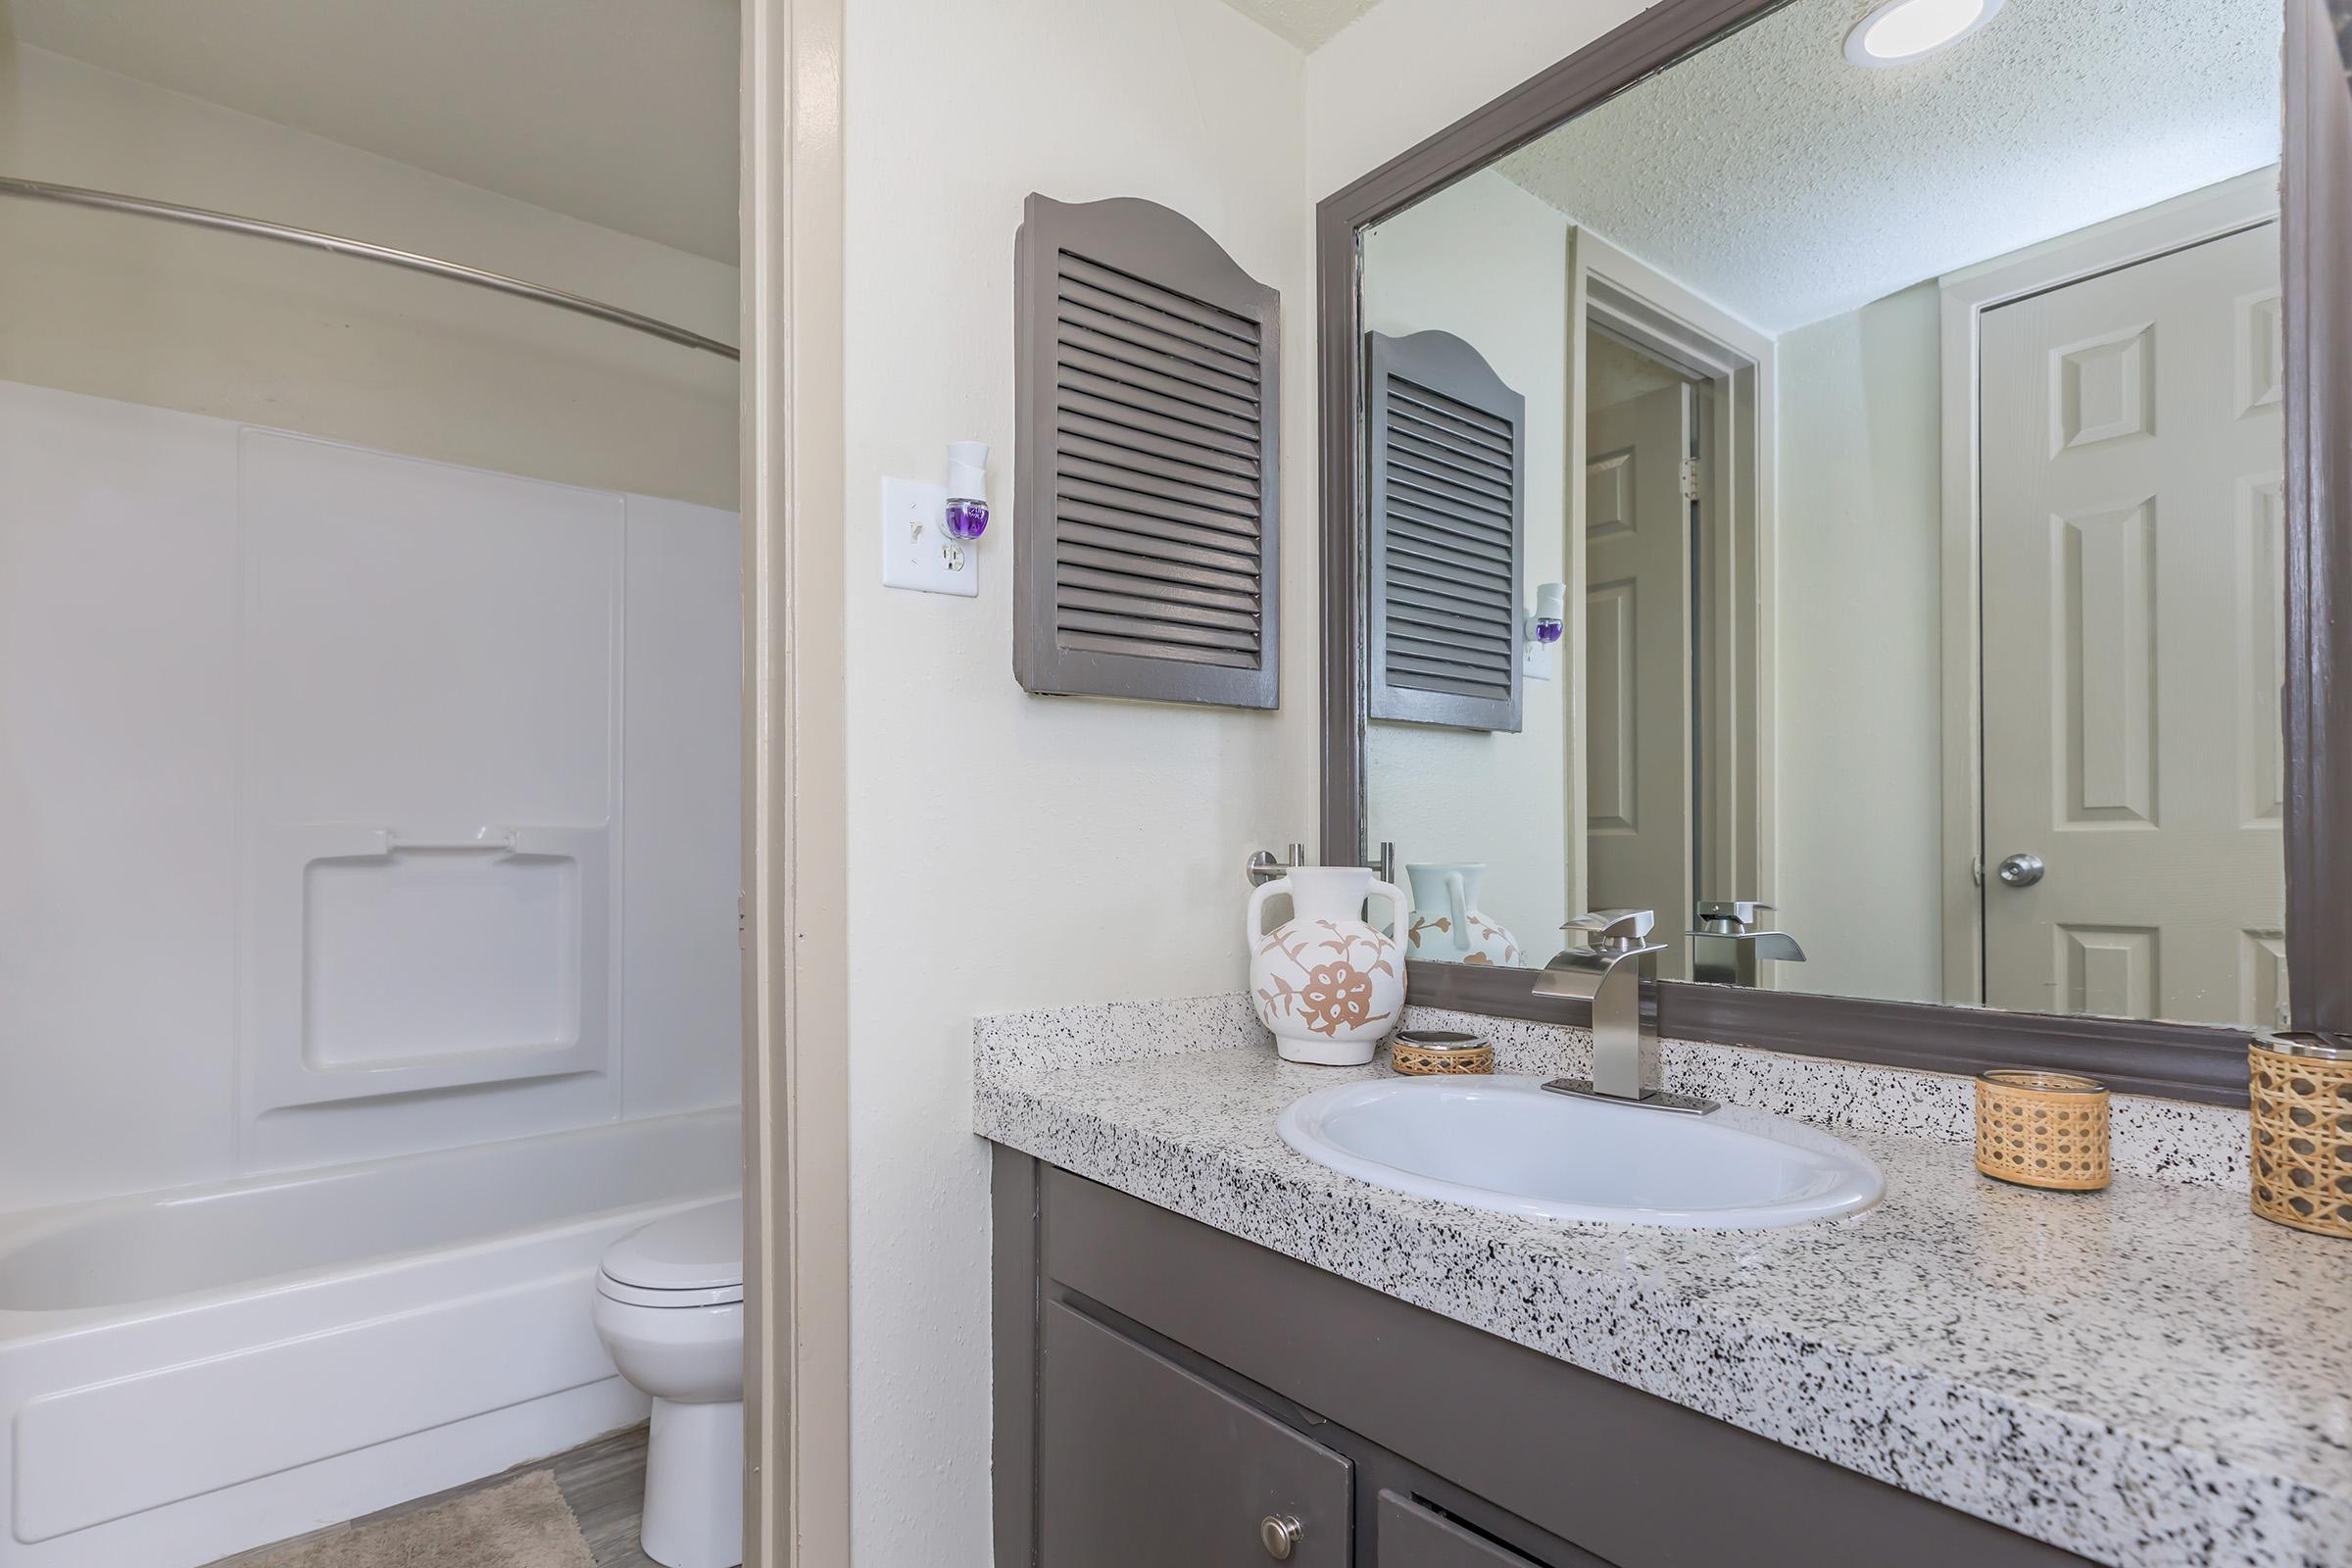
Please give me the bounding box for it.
[1248,866,1407,1066]
[1403,862,1522,967]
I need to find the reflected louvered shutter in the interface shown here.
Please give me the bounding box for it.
[1014,195,1279,709]
[1367,330,1526,732]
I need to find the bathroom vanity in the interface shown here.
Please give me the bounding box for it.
[974,0,2352,1558]
[976,999,2351,1568]
[995,1157,2091,1567]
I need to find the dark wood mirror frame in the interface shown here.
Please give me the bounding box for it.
[1318,0,2352,1105]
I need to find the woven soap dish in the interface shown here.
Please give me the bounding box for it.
[2249,1031,2352,1240]
[1975,1069,2110,1191]
[1392,1030,1493,1075]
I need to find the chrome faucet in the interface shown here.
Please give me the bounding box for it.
[1687,900,1806,988]
[1533,909,1715,1115]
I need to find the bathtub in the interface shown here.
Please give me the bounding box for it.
[0,1107,739,1568]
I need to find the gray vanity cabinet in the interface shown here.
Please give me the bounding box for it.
[1039,1300,1351,1567]
[1376,1493,1586,1568]
[996,1150,2094,1568]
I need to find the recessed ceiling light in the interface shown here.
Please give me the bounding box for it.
[1843,0,2004,68]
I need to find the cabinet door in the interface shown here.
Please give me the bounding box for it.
[1376,1492,1613,1568]
[1039,1300,1350,1567]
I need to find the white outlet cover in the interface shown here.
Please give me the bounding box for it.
[1524,631,1555,681]
[880,475,979,597]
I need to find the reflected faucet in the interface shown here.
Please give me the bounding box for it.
[1533,909,1715,1115]
[1688,901,1806,988]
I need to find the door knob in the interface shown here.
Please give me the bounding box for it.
[1996,853,2045,888]
[1260,1514,1304,1560]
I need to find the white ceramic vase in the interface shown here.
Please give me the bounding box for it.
[1248,866,1408,1065]
[1403,862,1523,967]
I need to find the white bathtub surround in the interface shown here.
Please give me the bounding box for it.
[0,1108,736,1568]
[0,377,743,1208]
[973,998,2348,1568]
[238,429,626,1117]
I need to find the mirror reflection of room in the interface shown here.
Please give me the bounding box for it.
[1362,0,2286,1028]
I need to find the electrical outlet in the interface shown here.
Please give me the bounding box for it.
[880,476,978,597]
[1524,632,1556,681]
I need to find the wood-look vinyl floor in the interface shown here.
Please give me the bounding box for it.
[208,1425,662,1568]
[548,1425,662,1568]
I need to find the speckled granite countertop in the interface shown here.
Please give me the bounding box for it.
[973,996,2352,1568]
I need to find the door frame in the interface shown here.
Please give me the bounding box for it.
[1569,230,1777,946]
[1934,169,2281,1005]
[1579,231,1777,934]
[739,0,852,1561]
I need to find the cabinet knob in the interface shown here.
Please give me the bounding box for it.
[1260,1513,1303,1560]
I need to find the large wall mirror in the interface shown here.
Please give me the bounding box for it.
[1321,0,2352,1102]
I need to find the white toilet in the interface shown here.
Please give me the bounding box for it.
[593,1196,745,1568]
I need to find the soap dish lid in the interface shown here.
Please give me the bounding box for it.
[1977,1068,2105,1094]
[2254,1029,2352,1061]
[1394,1030,1486,1054]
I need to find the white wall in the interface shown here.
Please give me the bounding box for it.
[0,380,743,1213]
[840,0,1316,1559]
[0,43,737,509]
[1307,0,1655,198]
[820,2,1761,1559]
[1362,170,1572,953]
[1772,281,1943,1003]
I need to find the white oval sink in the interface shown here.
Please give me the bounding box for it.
[1277,1075,1884,1228]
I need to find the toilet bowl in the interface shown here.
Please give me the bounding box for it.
[593,1196,744,1568]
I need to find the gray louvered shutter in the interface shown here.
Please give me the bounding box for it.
[1367,329,1526,732]
[1014,194,1279,709]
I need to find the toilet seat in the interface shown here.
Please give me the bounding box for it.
[596,1274,744,1309]
[598,1197,743,1308]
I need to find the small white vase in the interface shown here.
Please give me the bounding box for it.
[1403,862,1523,967]
[1248,866,1407,1065]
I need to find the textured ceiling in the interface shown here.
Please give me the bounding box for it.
[0,0,740,263]
[1215,0,1385,49]
[1491,0,2280,333]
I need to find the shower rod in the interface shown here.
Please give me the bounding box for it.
[0,174,741,362]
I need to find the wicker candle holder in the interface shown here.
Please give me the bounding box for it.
[1975,1069,2110,1191]
[2249,1031,2352,1240]
[1391,1031,1494,1076]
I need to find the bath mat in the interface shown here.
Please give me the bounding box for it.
[225,1470,596,1568]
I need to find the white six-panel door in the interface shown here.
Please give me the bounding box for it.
[1585,381,1694,978]
[1979,223,2285,1025]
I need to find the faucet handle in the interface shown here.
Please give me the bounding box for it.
[1696,899,1773,930]
[1565,907,1655,948]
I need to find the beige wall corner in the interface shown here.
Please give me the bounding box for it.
[741,0,851,1563]
[1304,0,1654,198]
[838,1,1316,1559]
